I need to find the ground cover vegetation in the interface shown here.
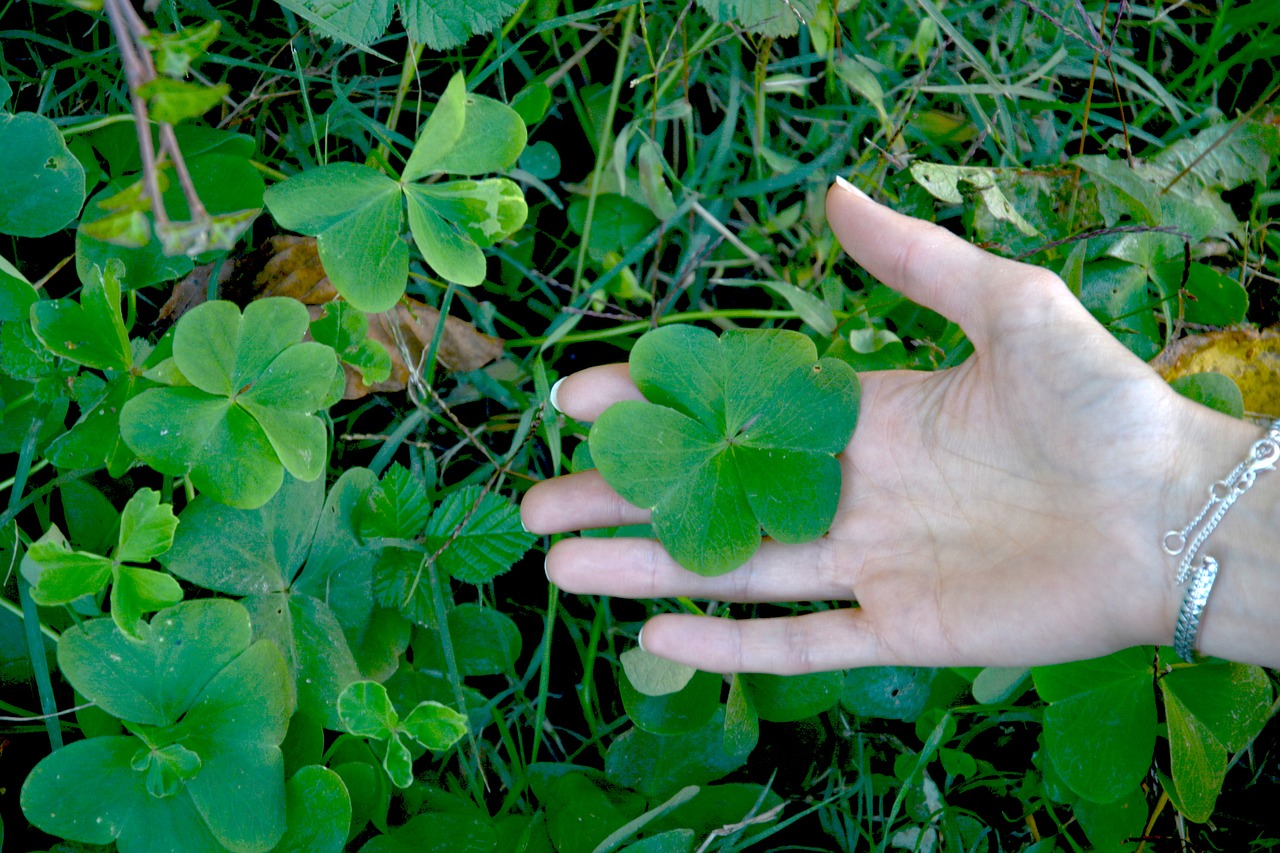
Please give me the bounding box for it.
[1,0,1280,849]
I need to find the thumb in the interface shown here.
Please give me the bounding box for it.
[826,177,1045,345]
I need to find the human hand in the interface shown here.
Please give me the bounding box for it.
[521,179,1267,674]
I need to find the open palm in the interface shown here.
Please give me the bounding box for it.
[521,181,1255,674]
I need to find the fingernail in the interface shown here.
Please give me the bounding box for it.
[548,376,566,413]
[543,554,552,583]
[520,514,529,534]
[637,625,647,653]
[835,175,871,201]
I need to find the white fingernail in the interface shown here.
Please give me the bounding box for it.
[835,175,871,201]
[637,625,647,653]
[543,554,552,583]
[548,376,566,413]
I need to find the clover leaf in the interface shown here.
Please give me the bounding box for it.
[119,298,339,509]
[162,470,407,728]
[24,488,181,639]
[337,680,468,788]
[264,72,527,312]
[31,261,152,476]
[20,599,292,852]
[588,325,860,576]
[0,109,86,237]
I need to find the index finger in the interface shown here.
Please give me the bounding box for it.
[550,363,644,422]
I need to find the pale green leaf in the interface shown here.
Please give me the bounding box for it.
[619,647,697,697]
[115,487,179,564]
[401,700,468,752]
[402,72,467,182]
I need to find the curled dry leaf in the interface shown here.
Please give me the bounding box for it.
[1153,326,1280,421]
[157,234,504,399]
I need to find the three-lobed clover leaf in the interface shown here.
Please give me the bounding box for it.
[588,324,860,575]
[0,107,86,237]
[119,297,339,509]
[20,599,293,853]
[31,260,151,476]
[23,487,182,639]
[337,680,468,788]
[264,72,528,312]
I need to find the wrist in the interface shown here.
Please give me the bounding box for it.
[1159,408,1280,666]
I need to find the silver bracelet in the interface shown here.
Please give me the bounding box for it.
[1163,420,1280,663]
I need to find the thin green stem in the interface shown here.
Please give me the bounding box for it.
[0,458,49,494]
[530,581,559,763]
[426,555,485,802]
[10,412,63,750]
[572,4,639,296]
[369,39,424,171]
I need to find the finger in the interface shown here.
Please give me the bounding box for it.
[521,470,650,534]
[552,363,643,422]
[826,178,1056,343]
[545,535,850,603]
[639,610,889,674]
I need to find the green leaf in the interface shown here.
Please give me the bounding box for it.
[115,487,179,564]
[412,604,521,677]
[605,709,747,800]
[619,647,697,696]
[46,374,148,476]
[120,299,337,508]
[742,670,843,722]
[424,485,534,584]
[1151,261,1249,326]
[430,93,527,177]
[271,766,351,853]
[692,0,816,37]
[25,525,114,606]
[620,664,721,737]
[30,261,131,371]
[141,21,222,78]
[1163,692,1224,822]
[400,0,523,51]
[358,464,433,540]
[589,325,860,575]
[1160,656,1272,750]
[723,675,759,757]
[1076,154,1160,226]
[909,161,1039,235]
[310,302,392,386]
[401,700,468,752]
[402,72,468,182]
[405,179,527,286]
[264,163,408,312]
[21,600,292,852]
[339,680,399,740]
[0,254,37,322]
[356,811,498,853]
[841,666,938,722]
[137,78,231,125]
[112,563,184,639]
[1170,372,1244,419]
[1032,647,1156,804]
[0,111,86,237]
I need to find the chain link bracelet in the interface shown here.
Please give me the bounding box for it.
[1164,419,1280,663]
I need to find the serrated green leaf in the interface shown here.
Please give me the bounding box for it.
[400,0,523,51]
[693,0,816,37]
[589,325,860,575]
[358,464,433,540]
[423,485,534,584]
[0,111,86,237]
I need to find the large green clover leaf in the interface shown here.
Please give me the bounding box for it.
[20,599,292,853]
[588,325,860,576]
[264,72,527,312]
[0,110,86,237]
[24,488,181,639]
[162,470,408,728]
[119,298,339,509]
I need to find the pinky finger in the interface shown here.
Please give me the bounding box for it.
[639,609,893,675]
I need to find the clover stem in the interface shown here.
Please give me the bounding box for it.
[529,580,559,763]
